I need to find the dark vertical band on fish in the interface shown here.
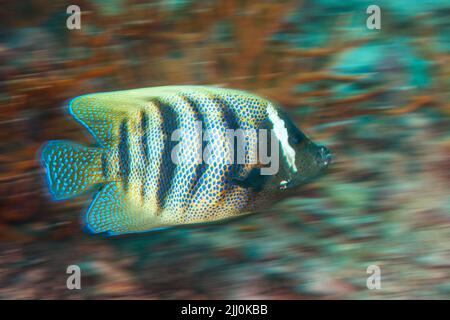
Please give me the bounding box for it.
[101,152,109,179]
[182,95,207,205]
[140,110,150,202]
[156,99,179,211]
[118,119,131,191]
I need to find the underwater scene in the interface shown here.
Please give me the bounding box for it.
[0,0,449,299]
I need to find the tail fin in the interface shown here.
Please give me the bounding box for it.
[41,141,106,200]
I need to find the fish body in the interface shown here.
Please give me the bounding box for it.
[41,86,331,235]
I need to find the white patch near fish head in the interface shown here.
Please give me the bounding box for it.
[266,103,298,173]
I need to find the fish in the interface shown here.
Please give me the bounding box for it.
[41,86,331,235]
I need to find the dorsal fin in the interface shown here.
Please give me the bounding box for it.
[68,86,269,149]
[69,92,159,148]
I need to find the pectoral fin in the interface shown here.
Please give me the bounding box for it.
[231,166,270,191]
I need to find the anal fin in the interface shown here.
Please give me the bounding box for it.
[85,182,129,235]
[85,182,164,235]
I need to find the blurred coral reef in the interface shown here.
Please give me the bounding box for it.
[0,0,449,299]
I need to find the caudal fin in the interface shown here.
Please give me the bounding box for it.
[41,141,106,200]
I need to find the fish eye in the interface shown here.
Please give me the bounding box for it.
[288,134,303,145]
[288,136,298,145]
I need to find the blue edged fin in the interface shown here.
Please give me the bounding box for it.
[85,182,127,235]
[85,182,168,236]
[69,94,139,148]
[41,140,105,200]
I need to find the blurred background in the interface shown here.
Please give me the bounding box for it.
[0,0,449,299]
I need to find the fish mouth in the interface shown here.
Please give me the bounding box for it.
[278,149,333,191]
[279,168,330,191]
[318,145,333,168]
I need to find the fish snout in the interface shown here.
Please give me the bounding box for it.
[316,145,332,168]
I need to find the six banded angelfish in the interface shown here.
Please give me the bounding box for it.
[41,86,331,235]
